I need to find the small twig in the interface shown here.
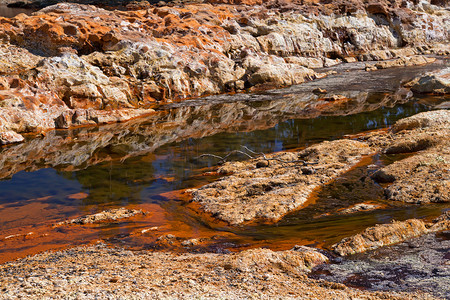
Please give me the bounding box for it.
[194,150,254,163]
[242,145,318,166]
[195,146,319,166]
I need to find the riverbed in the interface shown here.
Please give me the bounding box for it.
[0,57,449,296]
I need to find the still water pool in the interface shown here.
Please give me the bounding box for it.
[0,62,448,264]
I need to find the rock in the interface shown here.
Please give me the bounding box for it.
[181,238,200,246]
[376,151,450,204]
[343,57,357,63]
[410,68,450,94]
[391,110,450,133]
[322,94,347,102]
[55,207,145,225]
[191,139,372,225]
[332,219,429,256]
[312,88,327,94]
[224,247,328,274]
[0,1,447,138]
[429,211,450,232]
[365,65,378,72]
[332,210,450,256]
[371,110,450,204]
[375,56,436,69]
[255,160,269,168]
[338,203,382,215]
[0,130,24,145]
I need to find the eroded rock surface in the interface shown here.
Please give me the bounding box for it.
[313,231,450,298]
[0,0,448,138]
[191,139,373,225]
[371,110,450,204]
[55,207,145,225]
[332,211,450,256]
[0,242,429,299]
[410,67,450,94]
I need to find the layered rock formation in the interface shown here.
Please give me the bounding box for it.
[0,0,448,140]
[332,211,450,256]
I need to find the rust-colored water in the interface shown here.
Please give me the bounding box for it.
[0,90,448,263]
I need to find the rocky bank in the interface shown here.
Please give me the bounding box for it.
[332,211,450,256]
[0,242,437,299]
[0,0,448,142]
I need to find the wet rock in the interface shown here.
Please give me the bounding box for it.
[371,110,450,204]
[192,139,372,225]
[391,110,450,133]
[314,232,450,298]
[0,130,24,145]
[410,67,450,94]
[332,211,450,256]
[429,211,450,232]
[55,207,145,225]
[255,160,269,168]
[155,234,179,247]
[0,0,447,138]
[181,238,200,246]
[322,94,347,102]
[338,203,382,215]
[332,219,429,256]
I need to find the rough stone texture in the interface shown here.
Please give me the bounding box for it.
[54,207,145,225]
[191,139,373,225]
[410,67,450,94]
[0,130,23,145]
[332,212,450,256]
[332,219,429,256]
[0,0,448,136]
[391,109,450,133]
[338,202,383,215]
[374,55,435,70]
[371,110,450,204]
[314,231,450,299]
[0,242,436,299]
[374,150,450,203]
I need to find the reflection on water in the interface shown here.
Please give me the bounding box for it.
[0,5,35,18]
[0,74,448,263]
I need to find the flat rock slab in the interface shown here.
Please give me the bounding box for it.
[55,207,145,226]
[191,139,372,225]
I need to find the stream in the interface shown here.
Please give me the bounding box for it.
[0,57,449,296]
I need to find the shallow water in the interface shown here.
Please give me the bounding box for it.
[0,62,448,285]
